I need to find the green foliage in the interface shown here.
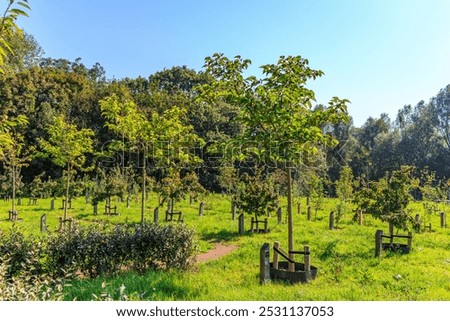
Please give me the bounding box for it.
[0,225,45,278]
[334,166,354,224]
[0,0,30,72]
[91,166,129,204]
[366,166,419,231]
[0,258,65,301]
[197,53,350,164]
[46,222,197,278]
[309,173,325,217]
[335,166,354,202]
[37,115,94,170]
[234,169,278,218]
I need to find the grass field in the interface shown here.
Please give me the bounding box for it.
[1,194,449,301]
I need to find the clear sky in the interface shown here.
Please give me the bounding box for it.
[16,0,450,126]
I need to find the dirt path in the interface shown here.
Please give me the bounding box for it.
[196,243,238,262]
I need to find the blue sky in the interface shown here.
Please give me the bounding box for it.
[17,0,450,126]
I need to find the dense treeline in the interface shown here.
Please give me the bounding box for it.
[1,32,450,199]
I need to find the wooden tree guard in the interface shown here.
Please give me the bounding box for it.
[358,209,363,225]
[259,243,271,284]
[440,212,446,228]
[329,211,335,230]
[307,206,312,221]
[277,207,283,224]
[154,207,159,223]
[104,204,119,215]
[165,209,183,222]
[272,243,311,272]
[8,210,18,221]
[232,203,236,220]
[199,202,204,216]
[238,214,244,235]
[40,214,47,233]
[58,216,74,232]
[375,229,412,258]
[251,217,268,233]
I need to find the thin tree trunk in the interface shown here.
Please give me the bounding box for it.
[141,144,146,224]
[64,163,71,220]
[11,164,16,213]
[287,164,294,272]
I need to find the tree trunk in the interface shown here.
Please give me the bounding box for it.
[140,144,146,224]
[287,164,294,272]
[64,163,71,220]
[11,164,16,213]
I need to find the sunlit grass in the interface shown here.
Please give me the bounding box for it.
[1,194,449,301]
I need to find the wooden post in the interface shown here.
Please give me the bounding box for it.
[167,199,172,213]
[304,245,310,272]
[50,198,55,210]
[264,218,268,233]
[250,217,255,232]
[259,243,271,285]
[297,202,301,215]
[232,203,236,220]
[199,202,204,216]
[440,212,446,228]
[407,231,412,249]
[93,203,98,215]
[238,214,244,235]
[277,207,282,224]
[415,214,420,223]
[273,241,280,270]
[389,222,394,244]
[68,218,74,232]
[329,211,335,230]
[307,206,312,222]
[358,209,363,226]
[375,229,383,258]
[40,214,47,233]
[58,216,63,232]
[154,207,159,223]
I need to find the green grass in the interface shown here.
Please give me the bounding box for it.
[1,194,449,300]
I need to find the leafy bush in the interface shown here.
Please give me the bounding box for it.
[0,225,45,278]
[0,256,65,301]
[46,222,197,278]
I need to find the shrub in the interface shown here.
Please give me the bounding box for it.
[0,256,65,301]
[0,225,45,278]
[46,222,197,278]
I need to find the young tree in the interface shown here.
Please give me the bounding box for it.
[0,115,29,214]
[37,115,94,220]
[197,53,349,271]
[367,166,419,231]
[100,94,203,223]
[334,166,354,225]
[234,170,279,223]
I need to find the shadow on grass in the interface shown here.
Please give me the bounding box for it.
[201,229,240,243]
